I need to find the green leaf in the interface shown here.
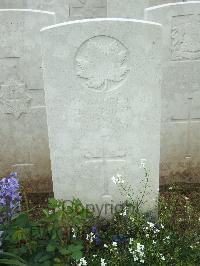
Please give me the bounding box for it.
[0,252,25,263]
[71,250,82,261]
[46,241,57,252]
[0,259,27,266]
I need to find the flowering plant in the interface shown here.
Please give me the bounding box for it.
[0,172,21,225]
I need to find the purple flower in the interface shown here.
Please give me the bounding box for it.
[0,172,21,222]
[91,226,101,245]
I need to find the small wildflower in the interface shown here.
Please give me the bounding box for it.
[86,232,95,243]
[72,228,76,238]
[129,238,134,245]
[104,244,108,248]
[111,174,125,185]
[101,258,107,266]
[112,241,117,247]
[140,159,147,168]
[78,257,87,266]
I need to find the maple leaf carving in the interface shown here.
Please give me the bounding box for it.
[76,36,130,91]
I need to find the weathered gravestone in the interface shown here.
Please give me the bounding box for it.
[107,0,145,19]
[0,10,55,192]
[145,2,200,185]
[41,19,162,213]
[146,0,184,8]
[0,0,107,22]
[69,0,107,20]
[27,0,70,22]
[0,0,25,8]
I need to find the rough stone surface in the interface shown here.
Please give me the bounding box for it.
[41,19,161,213]
[27,0,70,23]
[0,0,107,22]
[107,0,145,19]
[145,2,200,185]
[146,0,184,7]
[0,10,55,192]
[69,0,107,20]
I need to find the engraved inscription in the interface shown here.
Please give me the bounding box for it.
[75,36,130,92]
[0,80,32,119]
[0,21,24,58]
[70,0,107,18]
[171,14,200,61]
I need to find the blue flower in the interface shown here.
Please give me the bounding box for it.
[0,172,21,222]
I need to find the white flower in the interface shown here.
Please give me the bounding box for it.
[161,224,164,229]
[137,243,144,252]
[129,238,134,245]
[161,255,165,261]
[169,187,173,190]
[101,258,107,266]
[93,255,97,257]
[112,241,117,247]
[78,257,87,266]
[153,240,156,244]
[146,234,149,238]
[147,222,155,228]
[104,244,108,248]
[86,232,95,243]
[140,158,147,168]
[120,207,128,216]
[140,259,145,263]
[111,174,125,185]
[72,228,76,238]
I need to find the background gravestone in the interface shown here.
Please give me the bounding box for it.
[27,0,69,22]
[107,0,145,19]
[41,19,161,213]
[0,0,25,8]
[0,10,55,192]
[0,0,107,22]
[146,0,184,7]
[69,0,107,20]
[145,2,200,185]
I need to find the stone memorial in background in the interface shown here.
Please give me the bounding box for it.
[0,0,107,22]
[69,0,107,20]
[145,2,200,185]
[41,18,162,213]
[0,10,55,192]
[107,0,145,19]
[146,0,184,8]
[27,0,69,22]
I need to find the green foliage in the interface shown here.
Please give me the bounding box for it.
[1,198,93,265]
[1,174,200,265]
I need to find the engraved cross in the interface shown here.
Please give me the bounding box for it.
[171,94,200,167]
[84,135,126,197]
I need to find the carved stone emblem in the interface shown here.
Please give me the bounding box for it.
[75,36,130,92]
[0,80,32,119]
[171,14,200,61]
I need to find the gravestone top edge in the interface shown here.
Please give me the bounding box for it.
[41,18,162,32]
[145,1,200,12]
[0,9,55,15]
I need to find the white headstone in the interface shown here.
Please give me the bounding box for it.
[41,18,161,213]
[0,0,107,22]
[145,2,200,184]
[107,0,145,19]
[0,0,25,8]
[146,0,184,7]
[0,10,55,192]
[69,0,107,20]
[27,0,69,23]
